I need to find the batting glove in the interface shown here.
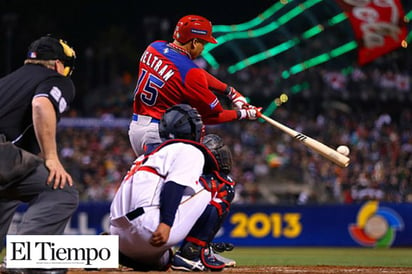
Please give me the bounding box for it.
[238,106,262,120]
[226,86,249,110]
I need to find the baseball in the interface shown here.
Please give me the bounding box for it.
[337,145,350,156]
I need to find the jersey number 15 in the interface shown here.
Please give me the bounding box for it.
[134,69,165,106]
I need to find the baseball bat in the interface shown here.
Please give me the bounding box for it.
[259,114,350,168]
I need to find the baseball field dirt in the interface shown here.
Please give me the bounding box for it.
[69,266,412,273]
[67,246,412,273]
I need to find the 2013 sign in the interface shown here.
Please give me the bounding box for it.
[230,212,302,238]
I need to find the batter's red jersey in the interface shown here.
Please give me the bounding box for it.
[132,41,238,124]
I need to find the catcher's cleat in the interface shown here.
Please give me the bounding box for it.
[171,247,225,272]
[213,253,236,268]
[171,251,206,272]
[201,247,225,271]
[209,242,236,267]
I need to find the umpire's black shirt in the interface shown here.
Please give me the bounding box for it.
[0,64,75,153]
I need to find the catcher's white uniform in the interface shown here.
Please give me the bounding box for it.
[110,142,211,267]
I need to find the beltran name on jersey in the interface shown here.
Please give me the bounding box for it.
[140,50,175,81]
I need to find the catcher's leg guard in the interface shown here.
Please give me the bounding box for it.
[174,172,237,270]
[173,203,229,271]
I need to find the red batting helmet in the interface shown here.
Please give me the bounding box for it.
[173,15,217,44]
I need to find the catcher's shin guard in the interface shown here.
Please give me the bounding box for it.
[176,172,237,269]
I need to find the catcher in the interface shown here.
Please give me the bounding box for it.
[109,104,237,271]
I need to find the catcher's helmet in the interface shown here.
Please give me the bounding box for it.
[159,104,204,142]
[202,134,232,174]
[27,35,76,76]
[173,15,217,44]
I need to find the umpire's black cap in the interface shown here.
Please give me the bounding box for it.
[27,35,76,76]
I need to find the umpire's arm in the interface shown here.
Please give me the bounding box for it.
[32,96,73,189]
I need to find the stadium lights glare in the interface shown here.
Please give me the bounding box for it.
[281,41,357,77]
[212,1,287,34]
[206,2,411,118]
[226,13,349,74]
[204,2,411,73]
[202,0,323,67]
[238,5,412,118]
[260,82,309,118]
[204,1,291,52]
[404,9,412,42]
[406,9,412,20]
[227,40,298,73]
[262,42,356,117]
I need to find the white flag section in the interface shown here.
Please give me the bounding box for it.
[6,235,118,268]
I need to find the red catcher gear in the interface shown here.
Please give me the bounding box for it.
[173,15,217,44]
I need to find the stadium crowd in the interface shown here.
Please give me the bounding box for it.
[58,61,412,205]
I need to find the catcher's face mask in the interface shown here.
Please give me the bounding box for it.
[202,134,232,174]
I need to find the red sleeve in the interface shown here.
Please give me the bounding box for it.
[201,110,239,124]
[183,68,238,124]
[204,70,228,95]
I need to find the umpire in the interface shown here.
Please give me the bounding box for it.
[0,35,79,273]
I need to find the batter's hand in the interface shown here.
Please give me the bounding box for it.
[150,222,171,247]
[45,159,73,189]
[226,86,249,110]
[238,105,262,120]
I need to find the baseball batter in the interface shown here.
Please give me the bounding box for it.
[129,14,261,156]
[110,105,236,271]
